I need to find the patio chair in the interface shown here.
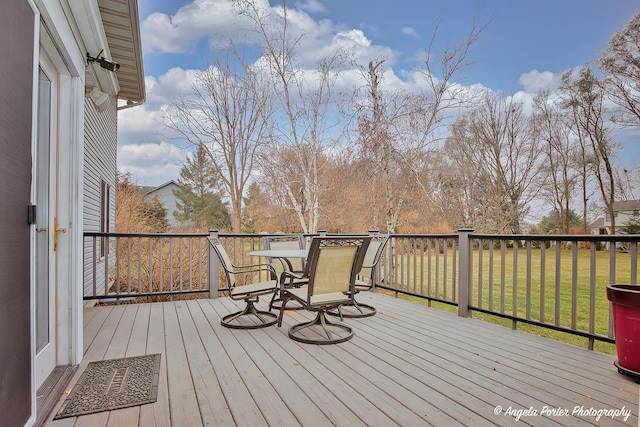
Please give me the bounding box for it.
[262,234,307,274]
[276,236,371,344]
[208,237,278,329]
[328,233,389,318]
[262,235,309,311]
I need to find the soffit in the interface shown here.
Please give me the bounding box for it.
[97,0,145,104]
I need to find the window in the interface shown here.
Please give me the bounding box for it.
[100,180,110,257]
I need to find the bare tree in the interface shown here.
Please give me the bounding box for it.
[445,92,543,234]
[164,50,271,232]
[531,89,581,233]
[353,60,415,233]
[351,21,484,233]
[559,67,619,233]
[597,12,640,127]
[234,0,343,233]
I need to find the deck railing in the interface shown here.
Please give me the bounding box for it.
[83,230,640,348]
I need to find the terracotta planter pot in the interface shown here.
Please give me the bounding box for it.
[606,284,640,374]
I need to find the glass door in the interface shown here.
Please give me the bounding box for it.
[34,61,57,390]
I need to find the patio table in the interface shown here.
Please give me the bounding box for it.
[249,249,308,272]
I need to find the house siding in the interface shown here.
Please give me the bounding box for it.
[0,1,34,425]
[83,97,117,298]
[144,182,182,227]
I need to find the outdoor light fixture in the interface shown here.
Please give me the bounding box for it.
[89,86,110,113]
[86,50,120,72]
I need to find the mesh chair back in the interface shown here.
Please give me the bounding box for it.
[209,237,237,288]
[359,234,389,284]
[263,235,305,275]
[305,236,370,302]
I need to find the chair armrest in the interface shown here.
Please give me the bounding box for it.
[280,270,305,289]
[230,263,276,279]
[282,270,304,280]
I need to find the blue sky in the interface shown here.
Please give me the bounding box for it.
[118,0,640,186]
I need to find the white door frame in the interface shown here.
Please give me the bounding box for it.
[30,0,85,410]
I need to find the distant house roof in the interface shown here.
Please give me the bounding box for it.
[139,180,180,196]
[137,185,155,194]
[612,200,640,211]
[588,217,605,228]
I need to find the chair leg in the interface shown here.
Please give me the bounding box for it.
[276,294,292,327]
[327,297,376,318]
[221,299,277,329]
[288,310,354,345]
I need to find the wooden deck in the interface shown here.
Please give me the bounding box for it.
[44,293,637,427]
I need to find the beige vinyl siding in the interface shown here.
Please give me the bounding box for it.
[83,97,117,298]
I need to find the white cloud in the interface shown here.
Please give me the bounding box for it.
[401,26,420,38]
[118,68,201,141]
[154,68,200,101]
[117,141,187,185]
[294,0,327,14]
[118,104,164,136]
[141,0,251,54]
[141,0,399,70]
[518,69,560,93]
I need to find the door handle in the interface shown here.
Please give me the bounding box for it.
[54,217,66,251]
[36,227,47,233]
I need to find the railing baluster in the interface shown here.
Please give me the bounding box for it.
[158,237,163,294]
[435,238,440,299]
[571,241,578,330]
[127,238,132,295]
[115,236,120,302]
[419,238,424,295]
[452,239,457,303]
[488,240,494,312]
[525,240,531,320]
[477,240,483,309]
[443,240,448,301]
[104,237,109,296]
[427,238,432,300]
[555,240,561,326]
[169,238,174,295]
[178,237,183,291]
[589,243,597,350]
[500,240,505,314]
[540,242,546,325]
[148,236,153,293]
[631,242,638,284]
[512,241,517,323]
[92,236,97,298]
[189,237,193,291]
[137,237,142,293]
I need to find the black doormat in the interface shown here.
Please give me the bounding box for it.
[54,354,161,419]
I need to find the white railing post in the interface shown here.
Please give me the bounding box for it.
[457,228,474,317]
[208,230,220,299]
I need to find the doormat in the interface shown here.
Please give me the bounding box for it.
[54,354,161,419]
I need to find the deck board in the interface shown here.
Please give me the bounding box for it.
[163,302,203,427]
[139,301,170,427]
[367,293,635,408]
[44,293,638,427]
